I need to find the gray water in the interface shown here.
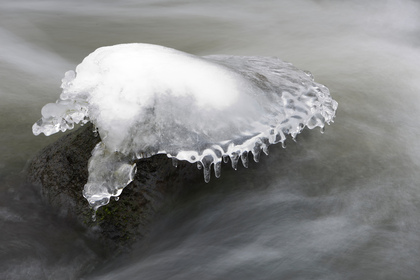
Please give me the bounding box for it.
[1,0,420,279]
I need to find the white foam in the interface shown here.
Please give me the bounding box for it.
[33,43,337,211]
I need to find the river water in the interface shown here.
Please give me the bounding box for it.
[1,0,420,279]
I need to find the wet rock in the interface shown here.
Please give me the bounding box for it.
[26,124,202,247]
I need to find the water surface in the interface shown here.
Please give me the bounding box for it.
[1,0,420,279]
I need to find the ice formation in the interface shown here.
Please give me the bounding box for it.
[33,43,337,212]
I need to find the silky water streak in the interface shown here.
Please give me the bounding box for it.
[32,43,338,212]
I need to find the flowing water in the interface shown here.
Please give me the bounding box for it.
[1,0,420,279]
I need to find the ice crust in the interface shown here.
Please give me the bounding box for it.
[32,43,337,211]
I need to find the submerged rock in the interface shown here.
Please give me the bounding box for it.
[27,123,203,247]
[33,44,337,211]
[28,44,337,249]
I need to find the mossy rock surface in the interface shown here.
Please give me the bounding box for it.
[27,124,202,248]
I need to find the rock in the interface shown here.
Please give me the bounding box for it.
[26,123,203,248]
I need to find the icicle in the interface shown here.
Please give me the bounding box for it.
[214,161,222,178]
[262,145,269,155]
[201,155,213,183]
[203,166,211,183]
[241,151,249,168]
[230,152,240,170]
[252,139,262,162]
[261,138,270,155]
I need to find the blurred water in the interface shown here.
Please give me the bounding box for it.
[1,0,420,279]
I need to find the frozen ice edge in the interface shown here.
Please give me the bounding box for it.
[32,43,338,213]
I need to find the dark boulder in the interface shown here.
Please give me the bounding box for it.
[26,123,203,247]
